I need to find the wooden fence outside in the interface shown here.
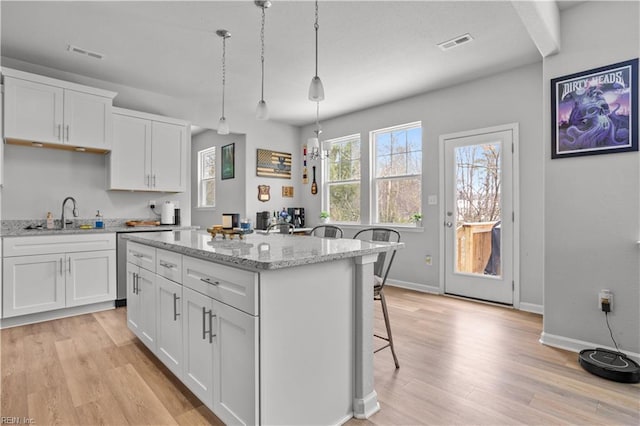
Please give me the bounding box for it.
[456,221,499,274]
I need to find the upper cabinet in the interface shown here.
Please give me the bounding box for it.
[107,107,189,193]
[2,68,116,152]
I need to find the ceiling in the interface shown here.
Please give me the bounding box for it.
[1,1,570,127]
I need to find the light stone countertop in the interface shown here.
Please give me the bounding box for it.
[124,229,404,271]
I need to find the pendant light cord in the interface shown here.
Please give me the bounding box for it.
[260,6,266,102]
[314,0,319,78]
[221,35,227,118]
[315,102,320,135]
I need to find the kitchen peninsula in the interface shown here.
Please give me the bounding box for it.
[124,229,403,425]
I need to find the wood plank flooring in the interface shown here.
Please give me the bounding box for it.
[1,286,638,425]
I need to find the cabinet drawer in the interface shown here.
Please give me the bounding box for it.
[3,233,115,257]
[156,249,182,283]
[182,256,258,315]
[127,241,156,272]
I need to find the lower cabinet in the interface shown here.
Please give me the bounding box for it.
[126,262,156,351]
[3,250,115,318]
[156,275,183,378]
[182,286,215,406]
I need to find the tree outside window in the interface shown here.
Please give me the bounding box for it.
[324,135,361,222]
[198,147,216,208]
[372,123,422,224]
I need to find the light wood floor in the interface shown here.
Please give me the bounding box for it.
[1,286,638,425]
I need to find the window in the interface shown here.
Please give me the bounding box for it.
[324,135,361,222]
[372,122,422,224]
[198,147,216,208]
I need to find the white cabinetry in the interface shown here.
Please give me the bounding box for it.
[3,68,116,151]
[2,234,116,318]
[126,242,157,351]
[155,248,183,378]
[108,108,188,192]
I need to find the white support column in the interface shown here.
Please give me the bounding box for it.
[352,253,380,419]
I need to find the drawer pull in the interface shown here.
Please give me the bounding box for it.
[131,252,143,258]
[160,261,177,269]
[200,277,220,286]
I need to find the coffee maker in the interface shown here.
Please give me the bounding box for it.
[255,211,271,230]
[287,207,305,228]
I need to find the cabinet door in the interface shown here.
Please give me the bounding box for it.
[4,77,63,144]
[2,254,65,318]
[137,267,157,351]
[213,300,259,425]
[151,121,186,192]
[126,262,141,335]
[66,250,116,307]
[109,114,151,191]
[182,287,214,408]
[63,89,113,150]
[156,276,183,378]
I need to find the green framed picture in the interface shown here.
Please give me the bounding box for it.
[222,143,235,180]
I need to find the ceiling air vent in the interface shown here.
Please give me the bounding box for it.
[67,44,104,60]
[437,33,474,51]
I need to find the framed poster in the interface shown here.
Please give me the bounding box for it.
[221,143,235,180]
[257,148,292,179]
[551,58,638,159]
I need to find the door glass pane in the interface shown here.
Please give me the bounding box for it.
[454,142,502,277]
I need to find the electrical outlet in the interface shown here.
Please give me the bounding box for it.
[598,289,613,312]
[425,255,433,265]
[148,200,156,209]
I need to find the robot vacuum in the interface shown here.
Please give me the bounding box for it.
[579,348,640,383]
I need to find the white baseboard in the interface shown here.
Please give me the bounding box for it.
[519,302,543,315]
[386,279,440,294]
[540,332,640,363]
[0,301,115,329]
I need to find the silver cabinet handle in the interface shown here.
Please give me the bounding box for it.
[200,277,220,286]
[134,273,139,294]
[173,293,180,321]
[132,253,143,258]
[153,174,157,187]
[65,125,70,141]
[202,306,207,340]
[209,311,216,343]
[57,124,61,141]
[59,258,64,276]
[68,257,71,273]
[160,261,177,269]
[145,174,150,187]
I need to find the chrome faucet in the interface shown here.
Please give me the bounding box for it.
[61,197,79,229]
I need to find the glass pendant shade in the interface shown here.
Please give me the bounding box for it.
[308,136,319,151]
[217,117,229,135]
[256,100,269,120]
[308,76,325,102]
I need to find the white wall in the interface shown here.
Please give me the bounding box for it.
[542,1,639,355]
[191,130,246,229]
[300,62,544,307]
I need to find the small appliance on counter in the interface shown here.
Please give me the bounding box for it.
[161,201,175,224]
[256,211,271,230]
[222,213,240,229]
[287,207,305,228]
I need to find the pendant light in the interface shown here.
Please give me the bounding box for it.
[308,0,325,101]
[216,29,231,135]
[255,0,271,120]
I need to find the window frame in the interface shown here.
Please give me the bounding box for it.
[197,146,216,209]
[322,134,362,224]
[370,121,423,225]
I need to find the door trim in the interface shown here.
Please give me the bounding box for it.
[438,123,520,309]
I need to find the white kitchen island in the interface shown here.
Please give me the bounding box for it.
[124,229,403,425]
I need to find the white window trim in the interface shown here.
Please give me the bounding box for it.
[322,134,362,223]
[370,121,423,225]
[197,146,216,209]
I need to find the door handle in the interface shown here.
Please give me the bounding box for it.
[202,306,207,340]
[134,273,139,294]
[145,174,150,187]
[445,221,453,228]
[68,257,71,273]
[59,258,64,276]
[152,174,157,187]
[173,293,180,321]
[65,125,70,141]
[57,124,61,141]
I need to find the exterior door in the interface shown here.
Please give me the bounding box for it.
[442,125,516,304]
